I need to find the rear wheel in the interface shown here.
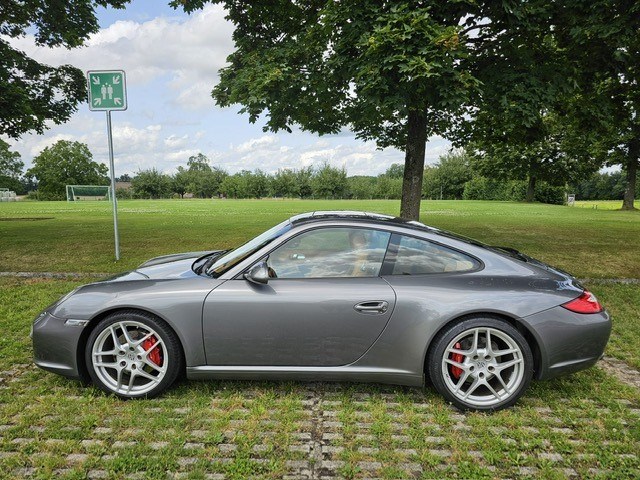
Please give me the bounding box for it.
[85,311,182,399]
[428,317,533,411]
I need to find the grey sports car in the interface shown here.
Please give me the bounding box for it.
[32,211,611,410]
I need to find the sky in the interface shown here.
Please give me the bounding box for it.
[5,1,452,177]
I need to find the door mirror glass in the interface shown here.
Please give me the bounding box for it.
[244,261,269,284]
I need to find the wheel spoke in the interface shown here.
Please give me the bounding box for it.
[484,379,502,400]
[453,370,471,393]
[94,361,118,369]
[444,358,466,370]
[119,323,135,345]
[471,328,479,353]
[95,348,119,357]
[126,371,136,393]
[495,371,512,395]
[462,377,481,400]
[143,357,166,373]
[132,332,154,347]
[115,367,124,391]
[109,326,122,349]
[135,368,160,383]
[493,347,518,356]
[446,346,468,356]
[496,358,523,372]
[485,329,493,354]
[144,338,164,354]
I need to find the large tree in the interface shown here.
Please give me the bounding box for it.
[175,0,483,219]
[26,140,108,200]
[556,0,640,210]
[1,1,129,138]
[0,139,24,193]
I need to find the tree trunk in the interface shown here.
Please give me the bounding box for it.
[525,175,536,202]
[400,110,428,220]
[621,142,638,210]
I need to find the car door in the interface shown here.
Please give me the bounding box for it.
[202,227,396,366]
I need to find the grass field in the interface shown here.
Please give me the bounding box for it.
[1,199,639,479]
[1,199,639,278]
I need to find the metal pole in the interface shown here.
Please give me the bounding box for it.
[106,110,120,260]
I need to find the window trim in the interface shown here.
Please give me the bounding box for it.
[381,233,484,276]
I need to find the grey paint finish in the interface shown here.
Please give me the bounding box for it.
[203,277,396,366]
[31,211,611,394]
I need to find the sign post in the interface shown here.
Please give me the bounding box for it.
[87,70,127,261]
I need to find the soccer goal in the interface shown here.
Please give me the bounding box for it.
[66,185,112,201]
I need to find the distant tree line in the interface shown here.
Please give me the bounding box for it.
[6,139,637,203]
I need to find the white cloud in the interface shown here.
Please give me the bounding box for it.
[8,5,234,98]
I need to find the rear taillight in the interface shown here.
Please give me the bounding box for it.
[562,290,603,314]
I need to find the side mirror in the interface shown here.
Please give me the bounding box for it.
[244,261,269,285]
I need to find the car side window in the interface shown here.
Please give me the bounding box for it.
[389,234,480,275]
[266,228,391,279]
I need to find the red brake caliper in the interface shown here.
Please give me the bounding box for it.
[450,342,464,379]
[142,336,163,366]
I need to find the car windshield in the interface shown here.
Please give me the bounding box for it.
[206,219,292,277]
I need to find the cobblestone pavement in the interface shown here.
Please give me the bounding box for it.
[1,361,639,479]
[600,356,640,389]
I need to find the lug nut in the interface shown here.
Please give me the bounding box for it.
[120,361,126,367]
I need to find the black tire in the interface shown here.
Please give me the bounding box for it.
[427,317,533,411]
[85,310,183,399]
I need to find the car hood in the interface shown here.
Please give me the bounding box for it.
[100,251,221,282]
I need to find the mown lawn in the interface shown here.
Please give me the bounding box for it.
[1,199,639,479]
[1,199,639,278]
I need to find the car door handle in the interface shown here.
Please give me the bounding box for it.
[354,301,389,314]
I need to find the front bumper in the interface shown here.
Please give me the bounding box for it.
[523,306,611,380]
[32,311,85,380]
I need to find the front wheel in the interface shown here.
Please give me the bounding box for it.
[428,317,533,411]
[85,311,183,399]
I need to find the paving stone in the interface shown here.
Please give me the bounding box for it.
[66,453,89,464]
[44,438,64,446]
[539,452,563,462]
[177,457,198,467]
[13,468,35,476]
[551,427,573,435]
[218,444,237,453]
[429,449,452,457]
[149,441,169,450]
[113,441,137,448]
[184,442,204,449]
[87,471,108,479]
[81,439,104,448]
[519,467,539,475]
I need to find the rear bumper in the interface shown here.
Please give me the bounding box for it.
[522,307,611,380]
[32,311,83,380]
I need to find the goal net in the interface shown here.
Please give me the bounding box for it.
[66,185,112,201]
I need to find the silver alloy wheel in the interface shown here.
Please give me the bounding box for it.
[91,320,168,396]
[441,327,525,408]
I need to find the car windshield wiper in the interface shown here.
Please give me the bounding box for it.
[194,250,230,275]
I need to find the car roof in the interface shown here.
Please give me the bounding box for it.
[288,211,436,232]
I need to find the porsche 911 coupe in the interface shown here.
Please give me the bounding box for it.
[32,211,611,410]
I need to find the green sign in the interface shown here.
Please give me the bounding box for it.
[87,70,127,111]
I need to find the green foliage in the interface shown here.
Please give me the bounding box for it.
[570,170,639,201]
[422,151,473,200]
[115,187,133,200]
[131,168,172,199]
[311,162,348,199]
[0,1,130,138]
[384,163,404,179]
[26,140,108,200]
[463,177,565,205]
[271,169,299,198]
[0,139,24,193]
[184,153,228,198]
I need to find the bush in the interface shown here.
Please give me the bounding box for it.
[463,177,565,204]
